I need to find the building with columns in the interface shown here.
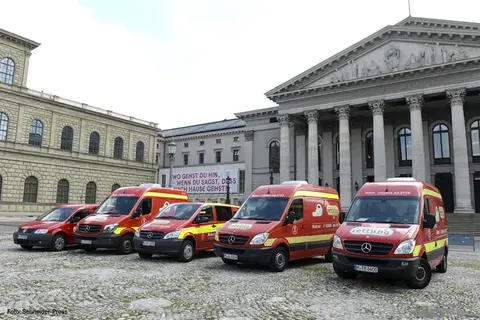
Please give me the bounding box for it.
[235,16,480,214]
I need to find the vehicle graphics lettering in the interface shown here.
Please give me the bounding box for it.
[227,223,253,230]
[85,215,108,222]
[350,227,394,236]
[152,220,170,225]
[312,204,323,217]
[327,205,339,216]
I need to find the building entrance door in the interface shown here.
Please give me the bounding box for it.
[473,172,480,213]
[435,173,454,213]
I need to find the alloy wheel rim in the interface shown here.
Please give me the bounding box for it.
[124,240,131,251]
[184,244,193,259]
[55,237,64,250]
[415,266,427,282]
[275,253,285,268]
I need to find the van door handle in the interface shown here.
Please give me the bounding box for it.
[300,225,305,229]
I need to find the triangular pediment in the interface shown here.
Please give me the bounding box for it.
[265,16,480,101]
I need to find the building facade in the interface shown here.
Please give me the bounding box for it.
[235,16,480,214]
[157,119,246,204]
[0,28,158,214]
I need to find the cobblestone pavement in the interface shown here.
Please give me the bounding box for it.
[0,233,479,320]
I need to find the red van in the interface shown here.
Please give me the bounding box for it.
[13,204,97,251]
[332,178,448,289]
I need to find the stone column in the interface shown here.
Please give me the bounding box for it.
[295,126,307,181]
[322,131,333,187]
[335,106,352,210]
[406,95,426,181]
[305,110,319,185]
[446,88,474,213]
[368,100,387,181]
[244,130,254,196]
[278,114,291,183]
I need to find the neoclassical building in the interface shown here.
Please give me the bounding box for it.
[235,16,480,214]
[0,27,158,215]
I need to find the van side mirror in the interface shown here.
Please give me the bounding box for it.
[71,216,82,223]
[423,213,436,229]
[339,211,346,224]
[195,216,210,224]
[132,206,142,218]
[285,211,295,225]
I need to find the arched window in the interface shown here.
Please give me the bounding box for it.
[0,112,8,141]
[269,140,280,173]
[60,126,74,151]
[23,176,38,203]
[397,127,412,167]
[28,119,43,147]
[335,135,340,170]
[365,131,374,169]
[135,141,145,161]
[0,175,3,200]
[85,181,97,204]
[0,57,15,85]
[432,124,451,164]
[88,132,100,155]
[113,137,123,159]
[471,120,480,163]
[56,179,69,204]
[111,183,120,192]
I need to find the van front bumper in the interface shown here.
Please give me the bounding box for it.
[133,237,183,255]
[74,233,121,249]
[213,243,274,265]
[332,251,420,279]
[13,232,54,248]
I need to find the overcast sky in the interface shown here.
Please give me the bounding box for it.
[1,0,479,129]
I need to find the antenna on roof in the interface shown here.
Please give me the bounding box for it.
[408,0,411,16]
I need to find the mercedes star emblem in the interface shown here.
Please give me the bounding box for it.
[228,235,236,244]
[361,242,372,253]
[85,225,90,232]
[147,232,153,239]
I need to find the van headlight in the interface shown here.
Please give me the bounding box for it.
[394,239,416,254]
[249,232,269,245]
[103,224,118,233]
[164,231,181,239]
[333,235,343,249]
[134,229,140,238]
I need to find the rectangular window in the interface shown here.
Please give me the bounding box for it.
[215,206,233,221]
[289,199,304,221]
[155,154,159,164]
[200,141,205,146]
[184,142,189,148]
[199,152,204,164]
[233,149,239,162]
[216,139,221,144]
[161,175,166,187]
[233,136,239,142]
[215,151,221,163]
[239,170,245,194]
[183,154,188,165]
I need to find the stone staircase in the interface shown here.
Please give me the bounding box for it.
[446,214,480,236]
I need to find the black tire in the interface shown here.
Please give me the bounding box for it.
[268,247,288,272]
[178,240,195,262]
[138,252,153,259]
[324,247,333,263]
[50,234,66,251]
[20,245,33,250]
[116,235,134,255]
[222,258,238,265]
[83,247,97,253]
[435,252,447,273]
[333,264,357,279]
[405,258,432,289]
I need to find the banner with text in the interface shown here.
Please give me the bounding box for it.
[170,169,239,194]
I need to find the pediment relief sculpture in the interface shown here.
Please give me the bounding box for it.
[324,42,474,85]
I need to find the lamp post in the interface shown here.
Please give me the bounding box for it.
[354,181,359,191]
[225,174,231,204]
[167,140,177,188]
[269,167,274,185]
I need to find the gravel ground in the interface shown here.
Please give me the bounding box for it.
[0,233,479,320]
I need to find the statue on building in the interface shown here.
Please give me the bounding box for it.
[366,60,381,76]
[405,53,420,69]
[347,60,358,79]
[384,46,401,72]
[420,43,434,66]
[450,44,468,61]
[330,68,345,83]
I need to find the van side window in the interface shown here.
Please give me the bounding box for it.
[140,198,152,215]
[290,199,303,221]
[215,206,232,221]
[199,205,214,222]
[423,198,430,215]
[73,209,91,221]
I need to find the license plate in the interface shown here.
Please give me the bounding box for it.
[223,253,238,260]
[354,264,378,273]
[81,240,92,244]
[17,234,28,239]
[142,241,155,246]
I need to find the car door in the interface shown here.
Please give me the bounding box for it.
[213,205,233,242]
[130,197,153,230]
[66,208,92,244]
[194,205,215,250]
[287,198,309,260]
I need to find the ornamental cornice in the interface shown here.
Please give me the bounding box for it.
[405,94,424,111]
[304,110,318,123]
[335,106,350,120]
[368,100,385,115]
[159,128,246,141]
[446,88,466,105]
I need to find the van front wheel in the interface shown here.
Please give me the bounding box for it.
[405,258,432,289]
[178,240,195,262]
[268,247,288,272]
[116,235,134,255]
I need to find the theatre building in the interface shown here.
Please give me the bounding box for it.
[235,16,480,214]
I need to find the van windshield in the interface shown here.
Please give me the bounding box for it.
[156,203,201,220]
[345,196,420,225]
[36,207,76,221]
[96,196,139,215]
[232,197,289,221]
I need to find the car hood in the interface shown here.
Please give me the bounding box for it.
[79,214,127,225]
[18,221,63,230]
[338,222,419,243]
[217,219,278,236]
[140,219,189,232]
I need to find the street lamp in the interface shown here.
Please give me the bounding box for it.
[269,168,274,185]
[225,174,231,204]
[354,181,359,191]
[167,140,177,188]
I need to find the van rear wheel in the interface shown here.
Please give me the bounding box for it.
[405,258,432,289]
[436,252,447,273]
[324,247,333,263]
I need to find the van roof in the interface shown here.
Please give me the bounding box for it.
[111,185,188,200]
[357,179,442,200]
[250,183,339,200]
